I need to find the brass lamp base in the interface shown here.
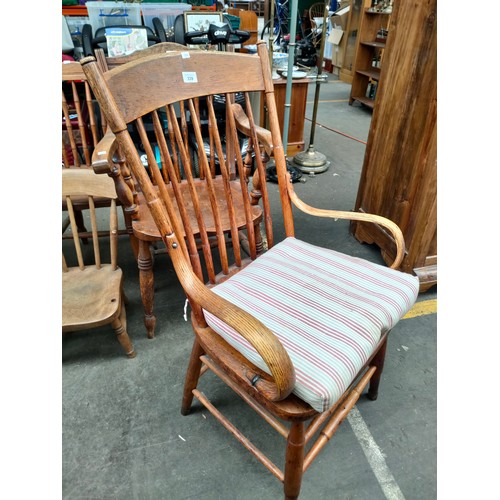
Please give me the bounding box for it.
[292,146,330,174]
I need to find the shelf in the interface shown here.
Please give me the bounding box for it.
[360,40,386,49]
[349,1,392,111]
[351,96,375,108]
[355,68,381,80]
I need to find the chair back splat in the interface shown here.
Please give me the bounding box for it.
[81,42,420,498]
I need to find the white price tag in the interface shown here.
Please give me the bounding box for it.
[182,71,198,83]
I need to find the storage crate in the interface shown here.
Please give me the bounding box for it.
[187,0,217,11]
[141,2,192,35]
[65,15,90,43]
[86,1,142,32]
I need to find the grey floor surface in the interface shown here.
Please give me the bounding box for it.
[61,48,437,499]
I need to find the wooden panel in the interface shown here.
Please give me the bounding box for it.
[227,8,258,46]
[350,0,437,291]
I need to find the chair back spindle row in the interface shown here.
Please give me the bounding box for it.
[80,47,287,287]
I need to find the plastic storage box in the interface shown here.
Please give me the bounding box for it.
[141,2,192,36]
[65,16,90,46]
[86,1,142,32]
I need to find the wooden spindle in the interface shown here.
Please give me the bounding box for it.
[71,81,91,166]
[243,92,274,249]
[89,195,101,269]
[186,96,229,275]
[66,197,84,270]
[226,93,257,259]
[150,113,205,282]
[62,91,80,168]
[84,81,99,148]
[168,103,216,283]
[110,199,118,270]
[206,95,242,268]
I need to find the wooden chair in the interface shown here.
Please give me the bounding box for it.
[62,60,106,236]
[90,42,266,340]
[62,169,136,359]
[81,42,420,498]
[62,61,132,241]
[308,2,327,47]
[62,61,105,171]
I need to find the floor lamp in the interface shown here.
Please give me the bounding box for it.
[292,0,331,174]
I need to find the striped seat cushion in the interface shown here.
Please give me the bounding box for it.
[203,237,419,413]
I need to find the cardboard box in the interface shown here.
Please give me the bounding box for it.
[327,5,349,69]
[330,5,349,31]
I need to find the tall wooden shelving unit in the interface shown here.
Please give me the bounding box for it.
[350,0,437,292]
[348,2,392,108]
[338,0,371,84]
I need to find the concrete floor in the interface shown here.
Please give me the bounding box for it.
[61,45,437,499]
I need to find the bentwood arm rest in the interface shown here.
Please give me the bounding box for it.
[166,235,296,402]
[231,103,273,156]
[91,128,119,175]
[286,174,406,270]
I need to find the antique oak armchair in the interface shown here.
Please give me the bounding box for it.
[62,169,135,359]
[81,42,419,498]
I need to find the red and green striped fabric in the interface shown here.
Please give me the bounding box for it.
[204,237,420,413]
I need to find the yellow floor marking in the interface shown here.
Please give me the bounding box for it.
[402,299,437,319]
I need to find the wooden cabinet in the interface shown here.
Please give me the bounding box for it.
[349,3,392,108]
[350,0,437,292]
[260,78,310,156]
[338,0,371,84]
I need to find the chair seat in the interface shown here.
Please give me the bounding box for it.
[62,265,123,332]
[133,178,263,240]
[203,237,420,413]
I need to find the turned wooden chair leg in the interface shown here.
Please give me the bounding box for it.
[111,302,136,358]
[181,339,205,415]
[123,210,139,260]
[138,239,156,339]
[254,221,264,254]
[368,337,388,401]
[284,421,305,500]
[243,139,254,182]
[250,168,262,207]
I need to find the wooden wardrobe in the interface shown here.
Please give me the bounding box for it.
[350,0,437,292]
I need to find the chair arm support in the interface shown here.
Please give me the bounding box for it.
[91,130,138,214]
[91,129,119,175]
[286,174,406,269]
[167,236,296,402]
[231,103,273,156]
